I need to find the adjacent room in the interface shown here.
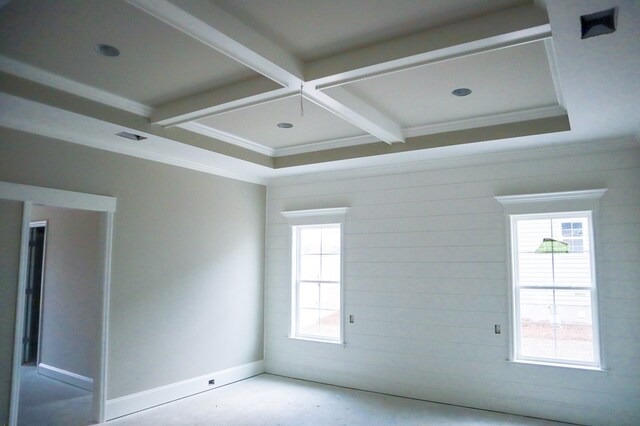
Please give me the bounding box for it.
[0,1,638,425]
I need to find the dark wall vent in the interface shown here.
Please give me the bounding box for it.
[116,131,147,141]
[581,8,616,39]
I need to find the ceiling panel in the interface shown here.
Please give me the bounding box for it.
[197,96,368,149]
[325,40,559,128]
[0,0,259,106]
[212,0,529,61]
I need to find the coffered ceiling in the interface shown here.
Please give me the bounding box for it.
[0,0,638,183]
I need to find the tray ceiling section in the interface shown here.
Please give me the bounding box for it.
[196,96,368,149]
[212,0,530,61]
[324,40,559,129]
[0,0,262,106]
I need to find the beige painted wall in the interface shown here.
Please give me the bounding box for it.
[0,125,265,421]
[0,200,22,421]
[31,205,101,380]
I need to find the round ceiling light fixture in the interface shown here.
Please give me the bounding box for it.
[451,87,472,97]
[94,44,120,57]
[277,122,293,129]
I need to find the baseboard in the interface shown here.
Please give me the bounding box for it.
[37,363,93,391]
[104,359,265,421]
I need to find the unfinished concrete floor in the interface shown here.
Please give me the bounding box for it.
[105,374,567,425]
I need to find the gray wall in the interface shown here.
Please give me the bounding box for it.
[31,205,101,380]
[0,125,265,417]
[0,200,22,421]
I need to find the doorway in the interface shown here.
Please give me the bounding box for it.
[1,180,116,426]
[22,222,46,366]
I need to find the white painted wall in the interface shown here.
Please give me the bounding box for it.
[30,205,101,382]
[264,138,640,426]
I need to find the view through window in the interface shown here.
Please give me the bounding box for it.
[511,212,599,366]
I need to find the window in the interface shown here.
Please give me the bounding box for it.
[292,224,341,341]
[510,212,600,367]
[282,207,348,343]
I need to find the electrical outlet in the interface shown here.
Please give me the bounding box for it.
[349,314,355,323]
[494,324,501,334]
[208,379,215,385]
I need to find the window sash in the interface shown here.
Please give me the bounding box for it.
[292,223,342,342]
[510,212,600,368]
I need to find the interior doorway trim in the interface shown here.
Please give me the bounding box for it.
[0,181,116,425]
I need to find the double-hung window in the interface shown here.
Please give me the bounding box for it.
[282,208,348,343]
[497,190,606,369]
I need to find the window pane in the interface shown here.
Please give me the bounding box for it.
[300,254,320,281]
[555,290,594,362]
[320,283,340,310]
[298,308,339,339]
[320,254,340,281]
[298,282,319,309]
[300,227,321,254]
[519,289,594,362]
[553,252,592,287]
[321,226,341,254]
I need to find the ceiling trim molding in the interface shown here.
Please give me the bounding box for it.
[274,134,378,157]
[179,121,276,156]
[403,105,567,138]
[267,136,638,186]
[1,116,265,184]
[0,55,153,117]
[544,39,565,108]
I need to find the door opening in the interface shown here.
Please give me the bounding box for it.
[22,222,46,366]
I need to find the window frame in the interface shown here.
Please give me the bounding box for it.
[282,207,348,344]
[510,211,600,368]
[495,189,607,370]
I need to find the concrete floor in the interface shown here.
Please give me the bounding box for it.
[18,365,92,426]
[106,374,567,426]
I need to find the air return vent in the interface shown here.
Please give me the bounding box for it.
[581,8,616,39]
[116,131,147,141]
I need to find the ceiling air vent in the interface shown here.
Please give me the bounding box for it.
[116,131,147,141]
[580,8,616,39]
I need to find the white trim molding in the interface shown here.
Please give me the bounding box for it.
[0,55,152,117]
[282,207,350,226]
[38,363,93,391]
[495,189,607,205]
[0,181,117,212]
[104,360,265,421]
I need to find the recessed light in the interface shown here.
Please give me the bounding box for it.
[277,122,293,129]
[116,131,146,141]
[451,88,472,97]
[95,44,120,57]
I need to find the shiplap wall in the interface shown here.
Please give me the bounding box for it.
[264,139,640,426]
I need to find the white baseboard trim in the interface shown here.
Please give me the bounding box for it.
[37,363,93,391]
[104,360,265,421]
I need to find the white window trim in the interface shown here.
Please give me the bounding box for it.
[282,207,349,344]
[496,189,607,370]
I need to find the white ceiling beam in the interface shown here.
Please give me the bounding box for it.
[151,77,292,126]
[306,3,551,89]
[306,87,404,144]
[126,0,304,86]
[129,0,405,144]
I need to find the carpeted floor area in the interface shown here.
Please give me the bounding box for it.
[105,374,567,425]
[18,365,93,426]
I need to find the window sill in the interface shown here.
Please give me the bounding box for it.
[288,335,344,345]
[509,359,606,372]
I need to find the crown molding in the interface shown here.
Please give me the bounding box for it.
[495,189,608,205]
[403,105,566,139]
[179,121,276,156]
[0,55,153,117]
